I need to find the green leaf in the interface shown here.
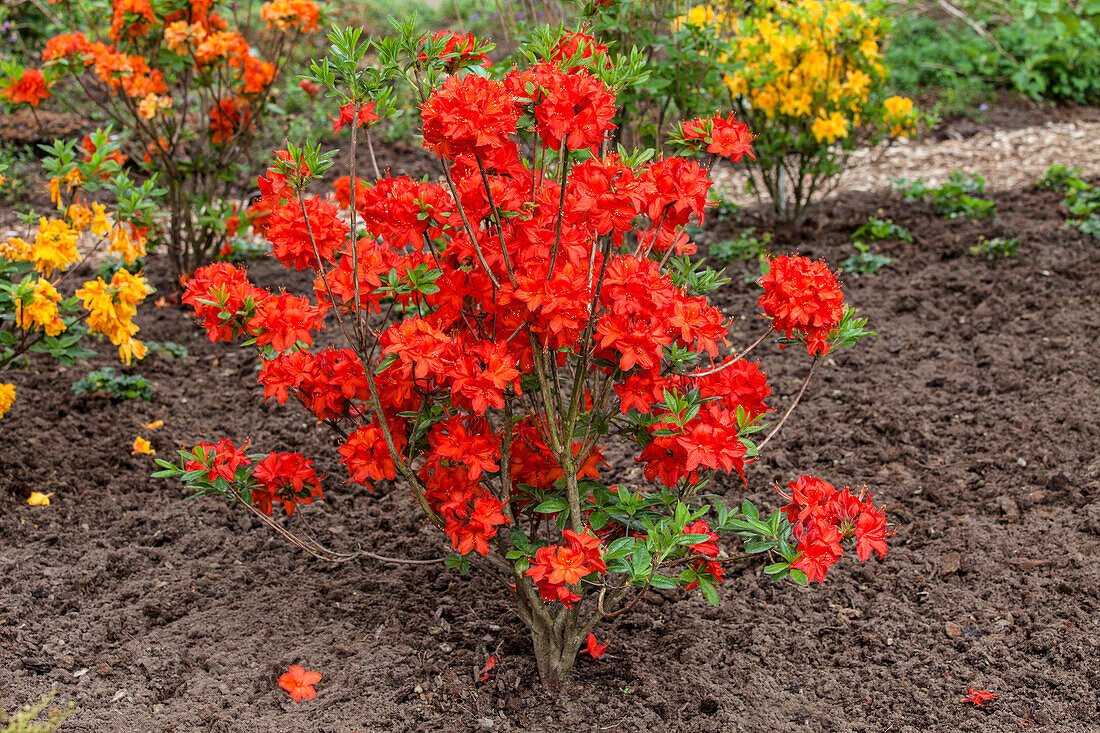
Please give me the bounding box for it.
[789,568,809,586]
[533,497,568,514]
[744,538,777,554]
[603,536,636,560]
[697,577,720,606]
[648,574,678,589]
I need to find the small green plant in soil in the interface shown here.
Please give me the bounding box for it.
[970,236,1020,260]
[147,341,189,360]
[1038,165,1083,191]
[708,228,772,264]
[1,691,73,733]
[852,217,913,244]
[1037,165,1100,238]
[893,172,996,220]
[842,243,893,274]
[72,367,152,401]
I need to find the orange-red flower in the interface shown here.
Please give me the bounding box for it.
[421,74,518,159]
[247,293,325,352]
[265,196,347,271]
[278,665,322,701]
[260,0,320,32]
[1,69,52,107]
[758,254,845,355]
[963,688,997,706]
[682,112,756,162]
[209,98,251,144]
[251,451,322,515]
[43,33,91,62]
[581,633,607,659]
[330,101,379,134]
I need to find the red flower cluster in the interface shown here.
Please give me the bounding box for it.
[682,519,725,589]
[420,30,491,71]
[266,196,348,270]
[182,262,267,342]
[758,254,845,355]
[247,292,326,352]
[259,347,370,420]
[185,438,251,483]
[251,451,323,515]
[421,74,519,158]
[413,416,509,555]
[509,63,617,153]
[682,112,757,162]
[526,530,607,608]
[779,476,890,582]
[1,69,52,107]
[258,148,309,202]
[331,101,380,134]
[209,98,251,144]
[550,31,611,70]
[338,423,398,488]
[184,262,326,352]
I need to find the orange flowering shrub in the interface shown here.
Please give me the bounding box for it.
[155,26,888,691]
[4,0,321,279]
[0,131,157,418]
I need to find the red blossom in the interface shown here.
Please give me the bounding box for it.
[420,30,491,71]
[478,655,496,682]
[258,149,308,203]
[265,196,348,270]
[963,688,997,706]
[279,665,322,701]
[421,74,519,159]
[1,69,52,107]
[758,255,845,355]
[331,101,379,134]
[247,292,326,352]
[209,98,251,144]
[251,451,322,515]
[778,476,892,582]
[581,633,607,659]
[182,262,269,343]
[682,112,756,162]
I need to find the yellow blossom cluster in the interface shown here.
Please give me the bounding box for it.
[27,218,81,277]
[75,268,152,364]
[15,279,65,336]
[686,0,917,143]
[1,174,152,378]
[0,382,14,419]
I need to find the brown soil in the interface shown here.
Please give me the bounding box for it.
[2,157,1100,732]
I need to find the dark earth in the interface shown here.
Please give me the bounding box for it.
[2,116,1099,732]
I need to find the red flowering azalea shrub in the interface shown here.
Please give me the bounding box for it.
[154,26,887,691]
[5,0,321,277]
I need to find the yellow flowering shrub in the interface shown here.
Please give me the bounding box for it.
[687,0,921,218]
[0,131,157,417]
